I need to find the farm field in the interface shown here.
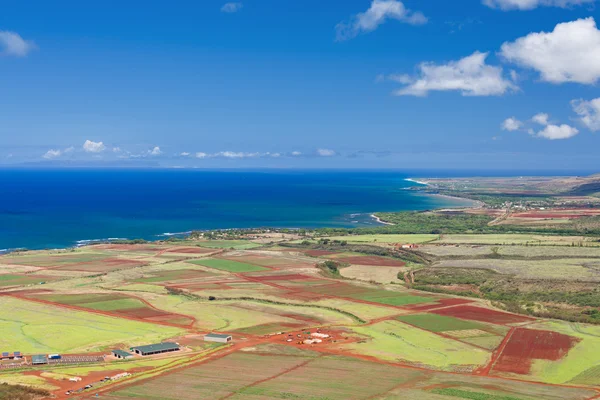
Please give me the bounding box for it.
[187,258,269,272]
[433,258,600,280]
[419,244,600,258]
[322,234,439,244]
[433,234,600,246]
[0,296,182,353]
[2,237,600,399]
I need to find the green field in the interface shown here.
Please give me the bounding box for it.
[0,296,182,353]
[0,274,51,287]
[344,320,490,370]
[434,234,598,246]
[396,314,487,332]
[188,258,268,272]
[323,234,439,244]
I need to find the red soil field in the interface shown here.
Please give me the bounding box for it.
[492,328,579,375]
[304,250,340,257]
[334,256,406,267]
[432,305,534,325]
[404,298,473,311]
[250,274,313,281]
[164,247,214,254]
[513,213,586,219]
[91,244,160,251]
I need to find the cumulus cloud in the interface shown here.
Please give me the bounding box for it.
[335,0,427,41]
[317,148,336,156]
[0,31,35,57]
[392,51,517,96]
[537,124,579,140]
[530,112,579,139]
[149,146,162,156]
[291,151,302,156]
[532,113,550,125]
[483,0,595,10]
[500,18,600,84]
[217,151,260,158]
[195,152,207,158]
[502,117,523,131]
[83,140,106,153]
[113,147,122,153]
[179,152,190,157]
[571,97,600,131]
[221,2,243,13]
[42,149,62,159]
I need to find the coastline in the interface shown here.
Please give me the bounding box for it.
[370,214,395,226]
[404,178,429,186]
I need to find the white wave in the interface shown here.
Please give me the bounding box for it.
[405,178,428,186]
[158,231,192,237]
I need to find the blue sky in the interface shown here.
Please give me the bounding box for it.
[1,0,599,170]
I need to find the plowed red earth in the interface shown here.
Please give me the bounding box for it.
[250,274,313,281]
[492,328,579,375]
[432,305,534,325]
[165,247,215,254]
[404,298,473,311]
[334,256,406,267]
[304,250,340,256]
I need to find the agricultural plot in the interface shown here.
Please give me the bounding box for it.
[433,234,598,246]
[187,258,269,273]
[132,268,216,284]
[323,252,407,267]
[0,252,108,267]
[340,265,405,283]
[396,314,489,333]
[512,321,600,385]
[344,320,490,370]
[432,305,533,325]
[27,292,194,326]
[298,281,436,306]
[220,253,307,268]
[492,328,579,376]
[194,240,263,250]
[0,273,56,287]
[0,296,182,353]
[323,234,439,244]
[433,258,600,281]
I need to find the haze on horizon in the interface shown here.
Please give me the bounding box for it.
[1,0,599,170]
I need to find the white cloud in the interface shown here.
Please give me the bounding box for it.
[500,18,600,84]
[64,146,75,154]
[291,151,302,156]
[83,140,106,153]
[483,0,595,10]
[179,152,190,157]
[335,0,427,41]
[149,146,162,156]
[113,147,122,153]
[217,151,260,158]
[317,148,336,157]
[532,113,550,125]
[572,97,600,131]
[393,51,517,96]
[537,124,579,140]
[0,31,35,57]
[221,2,243,13]
[43,149,62,159]
[195,152,207,158]
[502,117,523,131]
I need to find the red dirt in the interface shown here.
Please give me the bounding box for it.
[492,328,580,375]
[54,258,146,272]
[90,244,160,251]
[304,250,340,257]
[164,247,215,254]
[250,274,313,281]
[403,298,473,311]
[334,256,406,267]
[432,305,535,325]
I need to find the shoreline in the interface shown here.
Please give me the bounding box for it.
[370,214,395,226]
[404,178,429,186]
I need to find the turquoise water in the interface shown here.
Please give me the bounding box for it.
[0,169,472,251]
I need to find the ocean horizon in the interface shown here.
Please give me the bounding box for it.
[2,168,587,252]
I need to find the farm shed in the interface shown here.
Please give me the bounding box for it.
[112,350,134,359]
[130,342,180,356]
[31,355,48,365]
[204,333,232,343]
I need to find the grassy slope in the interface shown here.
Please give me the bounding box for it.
[0,297,182,353]
[344,320,490,370]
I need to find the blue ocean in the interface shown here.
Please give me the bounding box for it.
[0,169,474,251]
